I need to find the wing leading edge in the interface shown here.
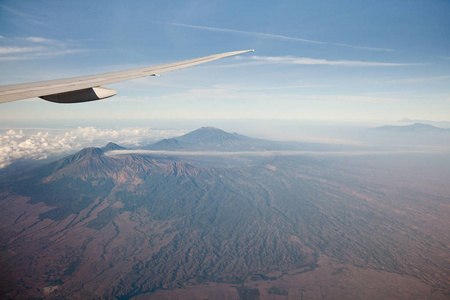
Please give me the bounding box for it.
[0,49,254,104]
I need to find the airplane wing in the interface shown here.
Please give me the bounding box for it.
[0,49,254,104]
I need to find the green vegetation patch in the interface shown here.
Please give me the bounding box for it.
[86,207,119,230]
[236,285,260,300]
[267,286,288,296]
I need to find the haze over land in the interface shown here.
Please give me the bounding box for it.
[1,119,449,171]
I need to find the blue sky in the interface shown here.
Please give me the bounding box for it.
[0,0,449,123]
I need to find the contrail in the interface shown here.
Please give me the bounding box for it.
[161,22,395,52]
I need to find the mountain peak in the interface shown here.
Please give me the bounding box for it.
[177,127,243,142]
[56,147,104,168]
[199,126,222,131]
[76,147,104,158]
[179,126,228,138]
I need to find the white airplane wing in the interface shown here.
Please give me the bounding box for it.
[0,49,253,104]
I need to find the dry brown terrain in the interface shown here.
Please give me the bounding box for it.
[139,256,448,300]
[0,134,449,299]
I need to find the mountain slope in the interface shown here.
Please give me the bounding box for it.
[1,131,449,299]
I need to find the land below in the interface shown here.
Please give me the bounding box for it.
[0,127,449,299]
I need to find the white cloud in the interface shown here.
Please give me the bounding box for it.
[0,127,185,168]
[162,22,395,52]
[249,55,412,67]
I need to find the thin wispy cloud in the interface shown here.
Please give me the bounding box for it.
[161,22,395,52]
[0,36,89,61]
[389,75,450,84]
[0,3,47,26]
[439,56,450,60]
[213,84,314,91]
[157,85,399,107]
[318,95,399,104]
[0,49,90,61]
[131,77,313,91]
[249,55,411,67]
[0,3,27,18]
[22,37,59,44]
[166,22,324,45]
[0,46,44,55]
[332,42,394,52]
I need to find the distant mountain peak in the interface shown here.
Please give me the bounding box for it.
[198,126,223,131]
[177,127,247,142]
[101,142,126,152]
[146,126,264,151]
[373,123,448,133]
[180,126,230,138]
[409,123,435,128]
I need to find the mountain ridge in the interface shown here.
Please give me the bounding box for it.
[373,123,449,133]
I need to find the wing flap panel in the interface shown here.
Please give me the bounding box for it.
[40,87,117,103]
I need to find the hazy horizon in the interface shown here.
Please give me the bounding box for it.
[1,119,450,169]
